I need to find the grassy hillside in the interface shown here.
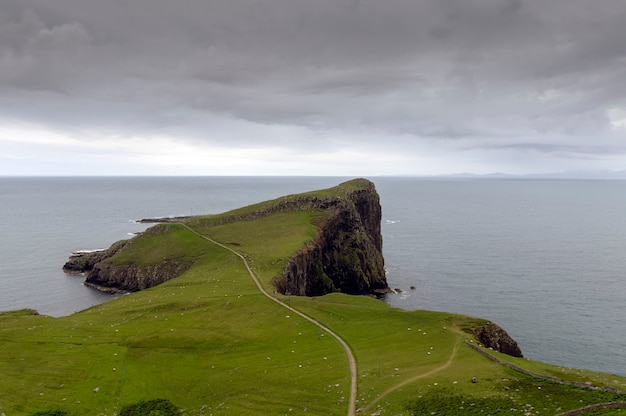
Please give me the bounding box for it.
[1,179,625,415]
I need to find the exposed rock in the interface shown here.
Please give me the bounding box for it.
[474,321,523,358]
[63,179,389,296]
[84,258,194,293]
[0,309,39,317]
[138,216,190,223]
[80,225,196,292]
[62,223,197,292]
[274,180,389,296]
[63,240,130,274]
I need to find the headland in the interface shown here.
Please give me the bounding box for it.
[0,179,624,415]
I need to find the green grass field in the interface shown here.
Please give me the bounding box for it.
[1,180,625,415]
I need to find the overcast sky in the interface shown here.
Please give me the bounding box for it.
[1,0,625,176]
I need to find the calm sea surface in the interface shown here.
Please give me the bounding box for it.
[1,177,624,377]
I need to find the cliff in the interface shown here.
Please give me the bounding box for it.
[64,179,388,296]
[84,257,194,293]
[64,224,200,293]
[474,321,524,357]
[273,181,388,296]
[63,240,130,274]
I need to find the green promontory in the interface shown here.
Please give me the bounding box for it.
[1,178,625,415]
[66,178,388,296]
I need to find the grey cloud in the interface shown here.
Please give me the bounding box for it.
[1,0,626,168]
[482,142,626,159]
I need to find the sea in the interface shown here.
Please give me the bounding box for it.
[1,176,624,377]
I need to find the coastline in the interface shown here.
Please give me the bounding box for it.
[2,176,625,377]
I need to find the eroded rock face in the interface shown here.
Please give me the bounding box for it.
[63,240,130,274]
[63,237,193,293]
[63,179,389,296]
[84,259,194,293]
[475,322,524,358]
[276,182,388,296]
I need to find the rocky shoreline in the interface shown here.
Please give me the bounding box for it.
[64,179,389,297]
[137,216,190,223]
[62,179,525,359]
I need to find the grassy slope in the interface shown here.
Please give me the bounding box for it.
[1,180,626,415]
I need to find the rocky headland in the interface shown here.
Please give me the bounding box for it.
[268,180,389,296]
[63,178,524,358]
[63,240,130,275]
[474,321,523,357]
[64,179,389,297]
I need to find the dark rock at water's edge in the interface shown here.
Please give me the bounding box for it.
[63,240,130,274]
[84,259,193,293]
[274,180,389,296]
[0,309,39,317]
[474,321,524,358]
[63,179,389,296]
[138,216,190,223]
[63,239,160,293]
[64,225,197,293]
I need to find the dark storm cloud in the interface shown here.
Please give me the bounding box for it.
[1,0,625,172]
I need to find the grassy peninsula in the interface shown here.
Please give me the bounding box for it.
[1,179,626,415]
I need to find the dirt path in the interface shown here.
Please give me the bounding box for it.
[555,402,626,416]
[181,224,358,416]
[359,340,461,414]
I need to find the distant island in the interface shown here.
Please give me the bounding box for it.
[1,179,625,415]
[428,169,626,180]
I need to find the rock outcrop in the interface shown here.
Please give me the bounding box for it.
[63,179,389,296]
[84,257,194,293]
[474,321,523,358]
[63,240,130,274]
[63,226,196,293]
[274,181,388,296]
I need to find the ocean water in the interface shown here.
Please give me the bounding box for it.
[377,177,626,377]
[0,177,624,377]
[0,176,343,315]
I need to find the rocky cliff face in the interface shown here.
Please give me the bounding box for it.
[63,240,130,274]
[63,226,195,293]
[274,181,388,296]
[84,258,194,293]
[474,321,524,357]
[63,179,389,296]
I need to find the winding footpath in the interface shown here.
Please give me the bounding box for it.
[466,342,626,416]
[181,224,358,416]
[359,340,461,414]
[179,223,626,416]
